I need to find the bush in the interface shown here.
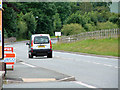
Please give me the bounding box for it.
[61,23,85,36]
[97,21,118,30]
[84,24,96,31]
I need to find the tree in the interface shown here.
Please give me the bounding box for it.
[17,20,28,39]
[3,7,18,37]
[53,13,62,33]
[21,12,37,39]
[64,12,86,27]
[55,2,72,25]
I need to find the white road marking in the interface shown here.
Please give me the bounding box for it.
[84,61,117,68]
[20,62,36,68]
[103,64,112,67]
[114,66,118,68]
[92,62,100,65]
[55,51,118,60]
[55,56,60,58]
[74,81,97,88]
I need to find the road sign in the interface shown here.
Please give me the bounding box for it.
[55,32,61,36]
[0,1,3,60]
[1,47,16,70]
[4,47,13,52]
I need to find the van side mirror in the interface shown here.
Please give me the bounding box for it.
[26,43,30,45]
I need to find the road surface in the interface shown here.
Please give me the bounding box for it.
[3,41,118,89]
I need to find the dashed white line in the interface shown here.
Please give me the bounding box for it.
[114,66,118,68]
[92,62,100,65]
[84,61,117,68]
[20,62,36,68]
[103,64,112,67]
[74,81,97,88]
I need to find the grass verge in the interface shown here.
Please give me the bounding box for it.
[53,38,118,57]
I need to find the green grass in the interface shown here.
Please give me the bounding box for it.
[53,38,118,57]
[50,36,57,38]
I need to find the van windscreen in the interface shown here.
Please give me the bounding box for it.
[34,36,49,44]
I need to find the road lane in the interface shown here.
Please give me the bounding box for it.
[4,41,118,88]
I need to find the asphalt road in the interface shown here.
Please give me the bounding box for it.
[3,40,118,88]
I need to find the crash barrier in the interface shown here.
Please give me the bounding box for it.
[1,47,16,70]
[60,28,119,43]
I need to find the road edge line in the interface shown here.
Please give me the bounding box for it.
[57,76,75,81]
[74,81,97,88]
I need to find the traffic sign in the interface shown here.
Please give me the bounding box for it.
[55,32,61,36]
[2,47,16,70]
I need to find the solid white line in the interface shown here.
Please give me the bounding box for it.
[74,81,97,88]
[20,62,36,68]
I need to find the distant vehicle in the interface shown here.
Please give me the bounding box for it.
[26,34,52,58]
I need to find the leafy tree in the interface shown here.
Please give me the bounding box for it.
[21,12,36,39]
[92,2,112,12]
[3,5,18,37]
[55,2,72,25]
[17,20,28,39]
[109,13,119,24]
[64,12,86,27]
[53,13,62,32]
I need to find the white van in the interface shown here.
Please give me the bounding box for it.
[26,34,52,58]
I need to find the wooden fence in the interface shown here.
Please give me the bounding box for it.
[60,28,119,43]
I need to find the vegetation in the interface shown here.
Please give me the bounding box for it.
[3,2,119,40]
[61,23,85,36]
[53,38,118,56]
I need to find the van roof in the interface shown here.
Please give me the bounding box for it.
[32,34,50,37]
[32,34,50,39]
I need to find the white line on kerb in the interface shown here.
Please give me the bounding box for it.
[74,81,97,88]
[20,62,36,68]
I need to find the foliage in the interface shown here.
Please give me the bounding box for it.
[109,13,119,24]
[84,24,96,31]
[53,13,62,32]
[64,12,86,26]
[3,6,18,37]
[97,21,118,30]
[61,23,85,36]
[17,12,36,39]
[3,2,118,39]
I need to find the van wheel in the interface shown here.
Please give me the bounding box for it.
[29,54,33,58]
[47,52,52,58]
